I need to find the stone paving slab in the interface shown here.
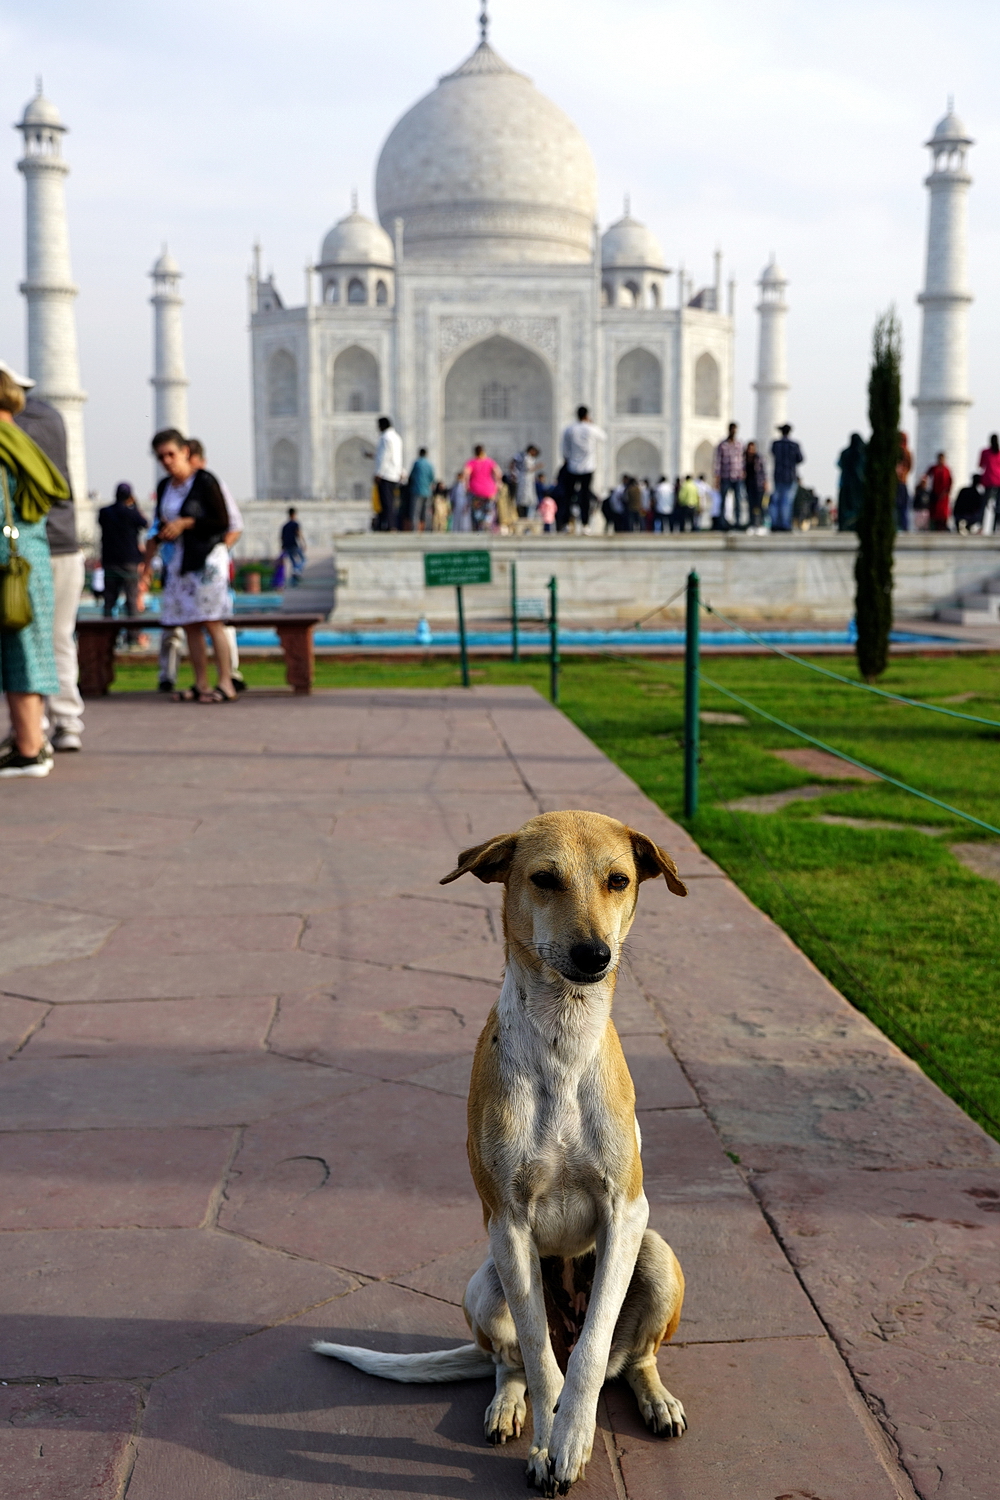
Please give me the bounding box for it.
[1,686,995,1497]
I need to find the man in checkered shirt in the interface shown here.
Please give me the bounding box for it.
[714,422,745,529]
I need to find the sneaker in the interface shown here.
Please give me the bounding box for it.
[0,743,54,778]
[51,728,82,753]
[231,673,247,694]
[158,679,175,693]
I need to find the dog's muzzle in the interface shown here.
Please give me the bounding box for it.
[561,938,613,982]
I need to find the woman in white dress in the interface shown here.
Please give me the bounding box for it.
[148,430,236,702]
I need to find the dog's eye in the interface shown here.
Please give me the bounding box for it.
[530,870,562,891]
[608,872,630,891]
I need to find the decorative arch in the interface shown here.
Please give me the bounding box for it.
[336,436,373,501]
[325,280,340,304]
[623,280,641,307]
[616,349,662,415]
[693,439,715,477]
[693,352,720,418]
[271,438,299,497]
[616,437,661,482]
[443,334,553,481]
[268,349,298,417]
[347,277,367,305]
[375,279,388,305]
[333,345,380,413]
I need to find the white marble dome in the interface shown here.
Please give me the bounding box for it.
[928,108,972,146]
[320,210,395,268]
[601,214,665,270]
[20,90,64,130]
[375,40,598,263]
[152,247,181,277]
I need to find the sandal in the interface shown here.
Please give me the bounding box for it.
[173,687,201,702]
[205,686,238,703]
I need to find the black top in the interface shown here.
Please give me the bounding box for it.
[281,518,301,550]
[99,499,147,568]
[155,470,229,575]
[14,396,77,555]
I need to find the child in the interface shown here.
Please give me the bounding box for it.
[538,493,557,533]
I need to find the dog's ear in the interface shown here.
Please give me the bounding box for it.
[440,832,518,885]
[628,830,688,897]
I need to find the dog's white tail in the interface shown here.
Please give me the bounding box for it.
[312,1340,495,1384]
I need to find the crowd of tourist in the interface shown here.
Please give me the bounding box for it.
[364,413,826,536]
[838,429,1000,534]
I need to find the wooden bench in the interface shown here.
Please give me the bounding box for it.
[75,613,325,697]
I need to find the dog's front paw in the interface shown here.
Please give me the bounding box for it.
[542,1416,594,1495]
[526,1445,554,1495]
[638,1387,687,1439]
[484,1387,526,1445]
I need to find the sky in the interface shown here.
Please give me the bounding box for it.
[0,0,997,503]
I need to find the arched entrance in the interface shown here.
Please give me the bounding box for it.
[335,436,373,500]
[443,336,553,484]
[615,437,661,482]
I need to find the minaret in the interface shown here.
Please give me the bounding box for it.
[149,247,189,434]
[16,83,89,530]
[753,256,789,477]
[913,105,973,480]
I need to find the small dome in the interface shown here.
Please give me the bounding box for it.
[20,90,65,130]
[375,40,598,264]
[601,214,665,270]
[760,256,786,284]
[151,247,181,276]
[319,211,394,268]
[928,108,972,146]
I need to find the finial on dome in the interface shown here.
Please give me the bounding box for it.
[948,92,954,112]
[623,191,630,217]
[35,75,43,96]
[479,4,489,42]
[351,186,358,214]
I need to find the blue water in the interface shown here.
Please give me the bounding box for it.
[234,626,949,649]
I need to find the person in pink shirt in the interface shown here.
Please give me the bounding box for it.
[538,494,557,533]
[977,433,1000,534]
[462,446,502,531]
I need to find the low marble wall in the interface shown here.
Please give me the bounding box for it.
[231,499,369,560]
[329,533,1000,623]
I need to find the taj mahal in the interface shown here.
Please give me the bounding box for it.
[248,17,735,503]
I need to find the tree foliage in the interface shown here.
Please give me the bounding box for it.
[855,310,901,681]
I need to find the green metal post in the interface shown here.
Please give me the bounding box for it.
[456,585,470,688]
[684,569,700,817]
[511,560,520,663]
[548,575,560,705]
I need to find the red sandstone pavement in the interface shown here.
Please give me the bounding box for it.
[1,687,997,1500]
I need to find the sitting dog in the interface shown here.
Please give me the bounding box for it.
[315,810,689,1495]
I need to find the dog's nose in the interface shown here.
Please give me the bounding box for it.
[569,939,612,976]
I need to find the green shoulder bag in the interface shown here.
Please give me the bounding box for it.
[0,465,33,633]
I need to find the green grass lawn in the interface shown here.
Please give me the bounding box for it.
[111,651,1000,1137]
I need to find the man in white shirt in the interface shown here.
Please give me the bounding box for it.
[653,475,674,532]
[373,416,403,531]
[558,405,606,530]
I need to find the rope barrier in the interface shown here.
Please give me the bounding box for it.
[701,598,1000,730]
[698,671,1000,838]
[630,581,689,630]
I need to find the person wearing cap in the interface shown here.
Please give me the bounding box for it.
[98,484,147,644]
[1,358,86,752]
[0,366,70,777]
[770,423,804,533]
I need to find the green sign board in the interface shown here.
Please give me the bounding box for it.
[423,550,492,588]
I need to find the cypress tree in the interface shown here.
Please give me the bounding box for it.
[855,310,901,681]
